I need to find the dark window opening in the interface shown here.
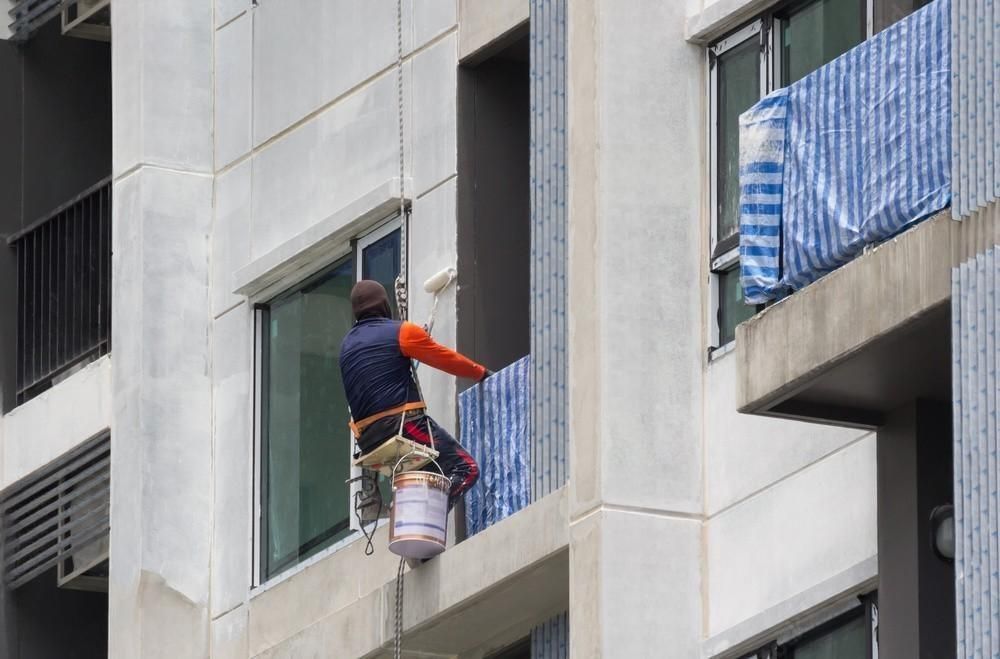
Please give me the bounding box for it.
[0,20,112,412]
[487,637,531,659]
[457,30,531,380]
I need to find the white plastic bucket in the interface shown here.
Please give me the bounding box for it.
[388,470,450,559]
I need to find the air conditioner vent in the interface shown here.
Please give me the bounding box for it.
[1,431,110,589]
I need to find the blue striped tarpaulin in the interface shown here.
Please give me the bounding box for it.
[952,246,1000,659]
[740,0,952,304]
[532,611,569,659]
[459,356,531,536]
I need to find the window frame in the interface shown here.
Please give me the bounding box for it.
[708,19,766,353]
[251,215,402,587]
[707,0,878,355]
[347,217,403,531]
[254,252,356,583]
[736,593,878,659]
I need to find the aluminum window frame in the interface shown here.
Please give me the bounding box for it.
[736,593,878,659]
[251,214,401,587]
[254,252,356,584]
[707,0,878,355]
[347,216,402,531]
[708,19,766,352]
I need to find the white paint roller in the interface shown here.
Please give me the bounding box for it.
[421,267,457,336]
[423,267,457,294]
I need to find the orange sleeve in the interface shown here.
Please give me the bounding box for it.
[399,322,486,380]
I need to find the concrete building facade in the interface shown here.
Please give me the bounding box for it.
[0,0,971,657]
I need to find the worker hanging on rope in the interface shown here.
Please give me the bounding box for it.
[340,280,493,510]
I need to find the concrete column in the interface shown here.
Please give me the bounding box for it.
[109,1,214,657]
[567,0,705,655]
[877,401,955,658]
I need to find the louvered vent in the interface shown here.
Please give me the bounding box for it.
[2,431,110,589]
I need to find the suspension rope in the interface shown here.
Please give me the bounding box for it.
[394,557,406,659]
[394,0,409,322]
[393,4,408,659]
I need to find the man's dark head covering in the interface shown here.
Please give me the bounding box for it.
[351,280,393,321]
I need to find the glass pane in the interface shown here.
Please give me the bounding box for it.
[717,38,761,244]
[780,0,866,86]
[264,258,355,578]
[360,227,402,504]
[362,228,401,319]
[875,0,933,32]
[791,614,866,659]
[719,266,757,345]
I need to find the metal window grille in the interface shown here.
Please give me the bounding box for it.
[8,177,112,406]
[1,431,110,589]
[7,0,62,41]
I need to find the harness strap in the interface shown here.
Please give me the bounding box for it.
[350,401,427,438]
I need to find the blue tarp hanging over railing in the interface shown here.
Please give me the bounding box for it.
[740,0,952,304]
[459,356,532,536]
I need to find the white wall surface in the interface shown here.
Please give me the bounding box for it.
[0,356,111,490]
[705,435,878,639]
[704,355,871,515]
[568,0,707,655]
[203,3,462,656]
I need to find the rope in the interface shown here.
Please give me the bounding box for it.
[394,557,406,659]
[393,0,409,321]
[393,6,408,658]
[352,472,382,556]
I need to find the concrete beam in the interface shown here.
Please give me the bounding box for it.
[458,0,528,63]
[736,209,964,419]
[0,356,111,490]
[233,178,411,300]
[685,0,782,44]
[249,487,569,658]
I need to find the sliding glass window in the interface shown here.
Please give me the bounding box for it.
[258,220,401,580]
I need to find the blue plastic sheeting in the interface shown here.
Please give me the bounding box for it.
[459,356,531,536]
[532,611,568,658]
[951,0,1000,218]
[740,0,951,304]
[530,0,569,465]
[952,247,1000,659]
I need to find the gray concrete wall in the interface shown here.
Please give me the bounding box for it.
[110,0,215,655]
[567,0,705,655]
[877,402,955,658]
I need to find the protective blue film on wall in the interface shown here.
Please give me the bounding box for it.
[953,246,1000,659]
[532,611,569,659]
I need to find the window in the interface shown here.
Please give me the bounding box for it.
[710,20,765,349]
[257,220,400,581]
[776,0,866,86]
[708,0,871,351]
[739,596,878,659]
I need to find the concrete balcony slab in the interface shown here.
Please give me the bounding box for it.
[736,208,1000,427]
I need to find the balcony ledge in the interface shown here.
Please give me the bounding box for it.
[249,485,569,659]
[735,209,957,428]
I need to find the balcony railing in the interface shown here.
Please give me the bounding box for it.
[459,355,566,535]
[8,177,112,405]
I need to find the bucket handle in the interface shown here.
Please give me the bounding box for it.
[391,449,445,489]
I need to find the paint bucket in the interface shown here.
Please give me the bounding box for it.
[388,470,450,559]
